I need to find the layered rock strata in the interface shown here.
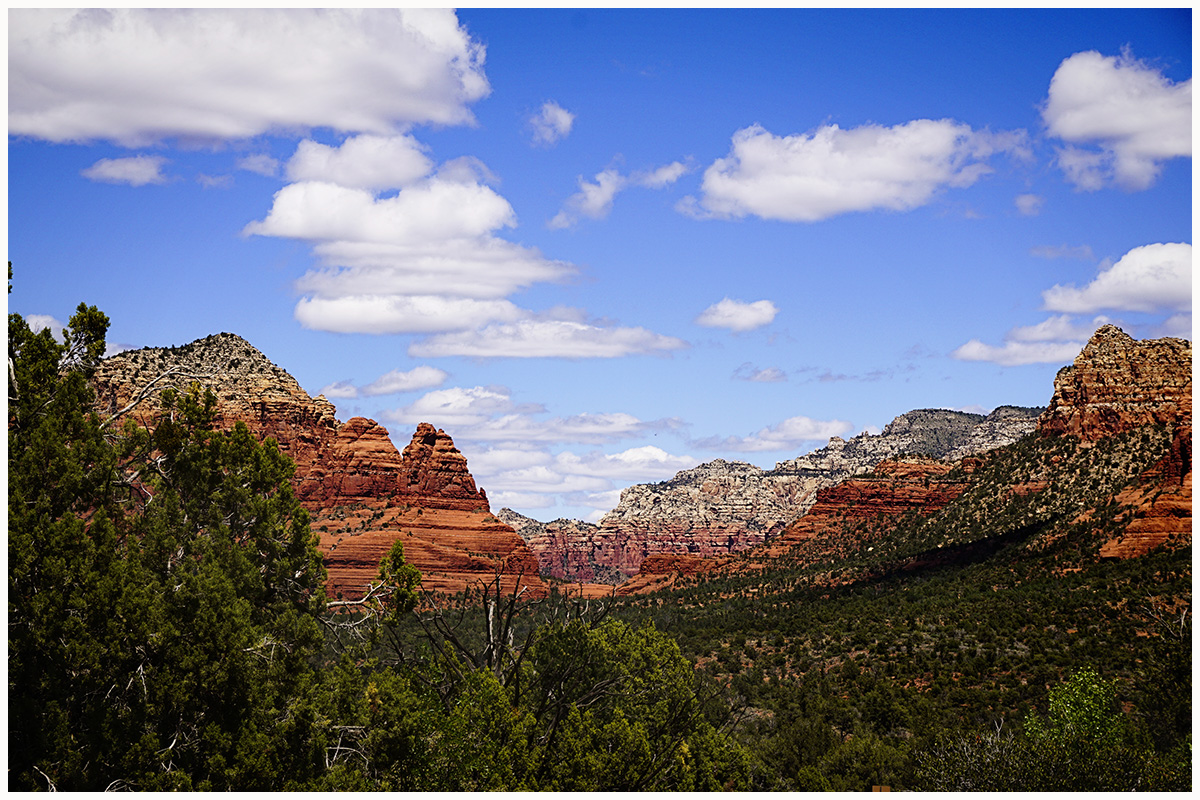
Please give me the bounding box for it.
[617,458,970,595]
[1038,325,1192,558]
[92,333,542,599]
[1039,325,1191,443]
[534,406,1040,583]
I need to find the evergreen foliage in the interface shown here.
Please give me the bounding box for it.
[8,286,1188,790]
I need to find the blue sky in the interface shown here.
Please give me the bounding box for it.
[8,9,1192,521]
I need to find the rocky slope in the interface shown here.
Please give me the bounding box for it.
[1039,324,1191,442]
[92,333,543,599]
[623,325,1192,594]
[1037,324,1191,558]
[524,406,1041,583]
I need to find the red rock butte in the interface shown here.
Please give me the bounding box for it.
[91,333,546,600]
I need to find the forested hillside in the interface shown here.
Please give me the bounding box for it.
[9,295,1189,790]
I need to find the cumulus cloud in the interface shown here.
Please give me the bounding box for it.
[25,314,67,342]
[683,120,1027,222]
[285,134,434,191]
[408,319,688,359]
[951,338,1090,367]
[529,100,575,146]
[469,445,694,507]
[382,385,681,448]
[549,161,690,229]
[694,298,778,332]
[9,8,489,145]
[80,155,168,186]
[318,380,358,399]
[244,177,515,244]
[694,415,853,453]
[1042,242,1192,314]
[954,241,1190,366]
[384,385,534,429]
[1043,49,1191,191]
[360,365,449,396]
[245,152,578,334]
[952,314,1114,366]
[294,295,526,335]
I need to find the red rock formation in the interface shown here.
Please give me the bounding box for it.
[1039,325,1192,442]
[760,458,967,567]
[396,423,489,512]
[615,458,968,595]
[92,333,544,599]
[1036,325,1192,558]
[1097,424,1192,559]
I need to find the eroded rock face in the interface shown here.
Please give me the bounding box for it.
[92,333,543,599]
[617,458,970,595]
[550,407,1041,582]
[497,509,625,584]
[1039,325,1192,442]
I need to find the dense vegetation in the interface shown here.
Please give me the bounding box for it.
[8,298,747,791]
[618,428,1191,790]
[8,290,1189,790]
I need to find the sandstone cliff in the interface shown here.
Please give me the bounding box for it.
[527,406,1040,583]
[1038,324,1191,443]
[92,333,543,599]
[1038,325,1192,559]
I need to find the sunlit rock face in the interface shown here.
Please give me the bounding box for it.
[519,407,1041,584]
[1038,325,1192,443]
[93,333,544,600]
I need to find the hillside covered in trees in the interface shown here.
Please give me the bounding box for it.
[8,295,1190,790]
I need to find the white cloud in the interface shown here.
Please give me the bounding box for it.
[695,415,853,453]
[319,380,358,399]
[951,338,1088,367]
[1015,193,1043,216]
[294,295,526,334]
[236,154,280,177]
[1042,242,1191,314]
[408,319,688,358]
[1007,314,1111,343]
[549,169,626,229]
[529,100,575,146]
[549,161,690,229]
[80,155,168,186]
[554,446,696,481]
[684,120,1027,222]
[637,162,690,189]
[461,443,694,518]
[361,365,448,396]
[383,386,678,447]
[9,9,489,145]
[384,385,531,429]
[695,297,778,332]
[246,151,581,336]
[1155,314,1193,339]
[244,178,515,244]
[25,314,67,342]
[951,315,1111,366]
[285,134,433,191]
[1043,49,1191,191]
